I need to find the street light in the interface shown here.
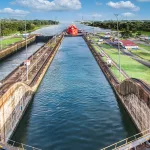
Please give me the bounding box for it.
[114,14,121,81]
[54,16,57,44]
[93,16,95,36]
[82,16,84,23]
[0,18,2,50]
[25,18,29,81]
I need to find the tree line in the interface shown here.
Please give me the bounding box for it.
[83,21,150,38]
[0,19,59,36]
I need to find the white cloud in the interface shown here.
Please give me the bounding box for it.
[107,1,140,11]
[122,12,135,17]
[11,0,82,11]
[96,2,102,6]
[0,8,29,16]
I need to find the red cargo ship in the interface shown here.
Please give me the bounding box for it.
[67,25,78,36]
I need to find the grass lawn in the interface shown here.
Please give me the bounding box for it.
[137,44,150,51]
[96,32,105,37]
[111,66,126,81]
[92,42,150,84]
[90,36,99,42]
[1,37,23,49]
[141,31,150,36]
[93,44,125,82]
[131,50,150,61]
[129,43,150,61]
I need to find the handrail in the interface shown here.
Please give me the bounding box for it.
[0,137,41,150]
[101,128,150,150]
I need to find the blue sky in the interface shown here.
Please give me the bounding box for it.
[0,0,150,21]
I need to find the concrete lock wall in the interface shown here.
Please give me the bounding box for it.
[0,82,33,141]
[116,80,150,132]
[0,36,36,60]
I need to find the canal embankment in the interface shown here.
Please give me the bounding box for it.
[83,34,150,133]
[0,35,36,60]
[0,34,63,143]
[0,35,53,61]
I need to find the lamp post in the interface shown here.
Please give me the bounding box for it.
[0,18,2,50]
[54,16,57,44]
[25,18,29,81]
[82,16,84,23]
[93,16,95,36]
[114,14,121,80]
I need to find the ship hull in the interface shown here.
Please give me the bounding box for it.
[67,25,78,36]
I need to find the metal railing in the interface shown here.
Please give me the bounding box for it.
[0,137,41,150]
[101,128,150,150]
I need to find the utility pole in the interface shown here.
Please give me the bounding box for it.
[0,18,2,50]
[54,16,57,44]
[25,19,29,81]
[93,16,95,36]
[114,14,121,81]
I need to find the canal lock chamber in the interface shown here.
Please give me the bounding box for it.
[11,37,137,150]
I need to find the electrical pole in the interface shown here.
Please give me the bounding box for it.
[93,16,95,36]
[54,16,57,44]
[0,18,2,50]
[25,19,29,81]
[114,14,121,81]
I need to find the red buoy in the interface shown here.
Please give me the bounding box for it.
[67,25,78,36]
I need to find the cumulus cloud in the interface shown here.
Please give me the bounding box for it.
[122,12,135,17]
[0,8,29,16]
[107,1,140,11]
[11,0,82,11]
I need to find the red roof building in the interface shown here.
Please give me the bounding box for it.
[119,40,138,50]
